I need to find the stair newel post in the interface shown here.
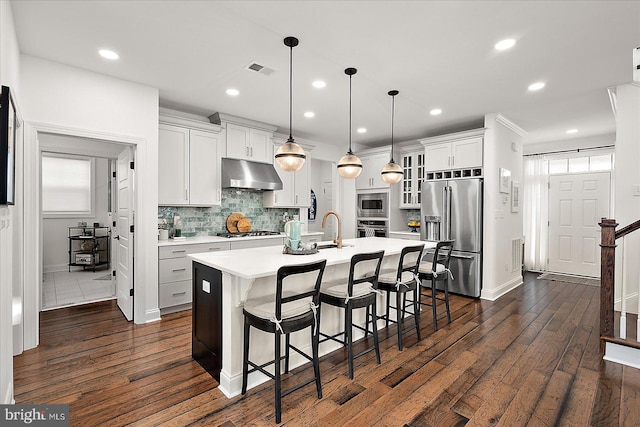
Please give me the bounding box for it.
[599,218,618,350]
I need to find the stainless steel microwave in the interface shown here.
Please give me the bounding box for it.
[357,192,389,218]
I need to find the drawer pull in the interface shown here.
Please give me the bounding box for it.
[172,249,186,253]
[208,247,221,251]
[172,268,187,272]
[172,291,186,296]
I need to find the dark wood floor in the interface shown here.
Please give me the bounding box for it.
[13,273,640,426]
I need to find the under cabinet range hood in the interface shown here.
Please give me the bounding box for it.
[221,158,283,190]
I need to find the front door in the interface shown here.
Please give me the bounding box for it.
[548,172,610,277]
[116,146,134,320]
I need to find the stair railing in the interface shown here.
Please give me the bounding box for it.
[599,218,640,352]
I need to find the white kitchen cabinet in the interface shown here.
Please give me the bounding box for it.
[263,140,311,208]
[356,151,391,190]
[389,232,421,241]
[158,123,222,206]
[158,241,230,312]
[420,129,484,179]
[229,236,284,250]
[424,143,452,172]
[399,150,425,209]
[225,123,272,164]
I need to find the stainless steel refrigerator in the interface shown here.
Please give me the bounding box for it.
[420,178,482,297]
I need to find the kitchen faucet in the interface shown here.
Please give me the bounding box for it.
[322,210,343,249]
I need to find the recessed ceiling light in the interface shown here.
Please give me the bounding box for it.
[304,111,315,118]
[98,49,119,60]
[566,129,578,134]
[528,82,545,91]
[357,128,367,134]
[312,80,326,88]
[226,88,240,96]
[495,39,516,51]
[430,108,442,116]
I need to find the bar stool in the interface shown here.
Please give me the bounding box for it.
[319,251,384,379]
[376,244,425,350]
[418,240,454,331]
[241,259,327,424]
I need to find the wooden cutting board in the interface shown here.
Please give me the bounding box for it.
[226,213,245,233]
[237,218,251,233]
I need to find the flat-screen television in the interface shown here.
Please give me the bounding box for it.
[0,85,16,205]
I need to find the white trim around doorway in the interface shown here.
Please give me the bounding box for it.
[22,122,160,352]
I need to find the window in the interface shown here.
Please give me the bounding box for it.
[547,153,613,175]
[42,154,94,216]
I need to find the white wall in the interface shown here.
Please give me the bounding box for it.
[42,157,111,272]
[481,114,526,300]
[20,55,160,342]
[0,0,20,405]
[613,82,640,314]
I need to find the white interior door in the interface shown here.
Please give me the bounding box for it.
[548,172,610,277]
[116,146,134,320]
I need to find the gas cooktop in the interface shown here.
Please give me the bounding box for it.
[216,231,282,238]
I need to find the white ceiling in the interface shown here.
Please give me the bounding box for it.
[10,1,640,149]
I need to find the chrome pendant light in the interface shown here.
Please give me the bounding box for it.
[337,67,363,179]
[381,90,403,184]
[275,36,306,172]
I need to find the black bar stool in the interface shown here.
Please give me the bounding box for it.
[418,240,454,331]
[376,244,425,350]
[319,250,384,379]
[241,259,327,424]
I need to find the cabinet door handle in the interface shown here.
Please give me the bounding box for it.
[295,195,298,204]
[172,249,186,253]
[172,291,186,296]
[448,156,451,166]
[172,268,187,272]
[246,146,249,156]
[250,147,253,157]
[185,189,189,200]
[452,155,455,166]
[217,190,221,202]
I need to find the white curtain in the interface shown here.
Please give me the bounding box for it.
[523,156,549,271]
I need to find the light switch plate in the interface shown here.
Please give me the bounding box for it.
[202,280,210,294]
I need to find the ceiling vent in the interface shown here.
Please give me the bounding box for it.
[245,62,275,76]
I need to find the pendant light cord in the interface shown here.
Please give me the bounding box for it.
[390,93,395,161]
[348,74,353,154]
[288,44,293,142]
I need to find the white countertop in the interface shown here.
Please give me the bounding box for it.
[189,237,434,280]
[158,231,324,247]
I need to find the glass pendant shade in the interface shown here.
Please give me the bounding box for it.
[276,36,306,172]
[337,152,363,179]
[381,160,403,184]
[275,139,306,172]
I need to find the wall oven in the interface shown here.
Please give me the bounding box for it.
[357,219,388,238]
[357,192,389,218]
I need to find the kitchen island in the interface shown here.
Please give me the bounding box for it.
[189,236,435,397]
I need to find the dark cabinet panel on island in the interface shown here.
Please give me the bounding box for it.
[192,262,222,381]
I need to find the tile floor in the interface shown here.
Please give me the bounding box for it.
[42,269,116,310]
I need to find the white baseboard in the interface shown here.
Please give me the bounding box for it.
[43,264,68,274]
[604,342,640,369]
[3,380,13,404]
[481,275,523,301]
[144,308,161,324]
